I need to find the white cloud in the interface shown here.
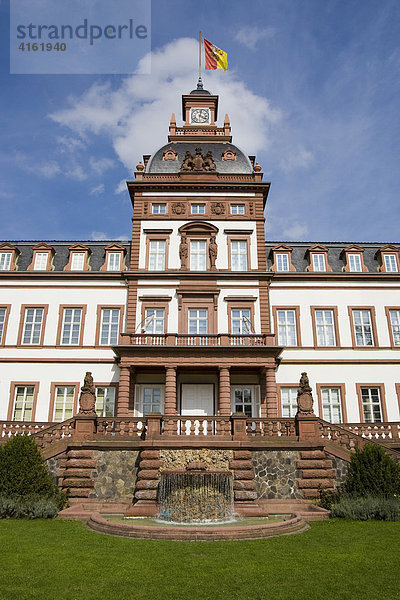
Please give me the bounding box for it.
[49,37,282,171]
[89,156,115,174]
[91,230,129,241]
[35,161,61,178]
[279,146,314,172]
[89,183,105,195]
[282,222,309,240]
[115,179,127,194]
[235,26,275,50]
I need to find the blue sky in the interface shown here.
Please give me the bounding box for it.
[1,0,399,242]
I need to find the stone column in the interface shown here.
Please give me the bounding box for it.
[129,367,136,413]
[265,365,278,417]
[117,365,130,416]
[164,366,177,415]
[260,368,267,418]
[218,367,231,416]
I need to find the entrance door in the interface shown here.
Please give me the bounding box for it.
[181,383,214,416]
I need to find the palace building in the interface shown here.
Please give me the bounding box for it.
[0,81,399,508]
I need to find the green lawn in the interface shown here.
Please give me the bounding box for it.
[0,519,399,600]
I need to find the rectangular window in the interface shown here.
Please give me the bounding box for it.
[96,386,116,417]
[0,308,6,344]
[152,204,166,214]
[384,254,398,272]
[281,387,298,418]
[231,386,259,418]
[361,387,383,423]
[277,309,297,346]
[231,204,245,215]
[144,308,165,334]
[191,204,205,214]
[53,386,75,422]
[321,387,342,423]
[389,310,400,346]
[0,252,12,271]
[312,254,326,272]
[34,252,49,270]
[348,254,362,272]
[135,385,164,417]
[100,308,120,345]
[107,253,121,271]
[231,240,248,271]
[13,385,35,421]
[315,310,336,346]
[352,309,374,346]
[231,309,252,334]
[276,253,289,272]
[148,240,166,271]
[61,308,82,345]
[190,240,207,271]
[188,308,208,334]
[22,308,44,344]
[71,252,85,271]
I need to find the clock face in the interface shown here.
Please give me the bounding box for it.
[190,108,210,124]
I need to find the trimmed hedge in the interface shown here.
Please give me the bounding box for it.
[0,434,66,515]
[331,495,400,521]
[0,496,59,519]
[342,443,400,497]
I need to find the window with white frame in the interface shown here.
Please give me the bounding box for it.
[315,310,336,346]
[0,308,6,344]
[361,387,383,423]
[144,308,165,334]
[96,386,115,417]
[281,387,298,417]
[33,252,49,270]
[53,386,75,422]
[100,308,120,345]
[188,308,208,335]
[231,240,248,271]
[389,310,400,346]
[61,308,82,345]
[22,308,44,344]
[384,254,398,272]
[321,387,342,423]
[231,309,252,334]
[70,252,85,271]
[312,254,326,272]
[231,386,260,418]
[277,309,297,346]
[0,252,12,271]
[276,253,289,272]
[352,309,374,346]
[13,385,35,421]
[231,204,245,215]
[148,240,166,271]
[190,240,207,271]
[135,385,164,416]
[191,204,205,214]
[107,252,121,271]
[152,203,166,214]
[348,254,362,272]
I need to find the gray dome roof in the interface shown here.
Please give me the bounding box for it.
[147,142,253,174]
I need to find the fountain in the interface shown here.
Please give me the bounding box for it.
[158,463,233,523]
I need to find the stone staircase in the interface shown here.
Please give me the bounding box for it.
[296,449,335,498]
[230,450,258,502]
[61,449,97,502]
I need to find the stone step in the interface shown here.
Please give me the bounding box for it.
[140,450,160,459]
[63,477,95,488]
[233,480,257,491]
[297,478,335,489]
[64,488,93,498]
[135,479,159,490]
[296,459,333,469]
[302,488,333,498]
[67,450,94,459]
[234,490,258,501]
[229,460,253,470]
[138,469,160,480]
[139,459,163,470]
[66,459,97,469]
[301,469,336,479]
[233,450,252,460]
[299,450,326,459]
[62,468,94,479]
[135,489,157,501]
[233,470,255,480]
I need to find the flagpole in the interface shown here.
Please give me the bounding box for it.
[199,31,201,79]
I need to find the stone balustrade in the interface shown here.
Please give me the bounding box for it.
[120,333,274,347]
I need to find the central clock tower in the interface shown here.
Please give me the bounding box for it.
[181,77,218,126]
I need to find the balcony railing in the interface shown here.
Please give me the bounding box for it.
[120,333,274,347]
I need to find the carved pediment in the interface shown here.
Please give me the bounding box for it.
[180,147,216,172]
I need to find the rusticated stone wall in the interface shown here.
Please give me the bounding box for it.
[90,450,140,500]
[330,456,348,487]
[252,450,302,500]
[160,449,233,471]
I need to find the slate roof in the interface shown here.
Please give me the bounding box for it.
[147,142,253,174]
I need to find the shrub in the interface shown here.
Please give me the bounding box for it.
[0,434,66,512]
[331,495,400,521]
[0,496,59,519]
[342,443,400,498]
[317,487,339,511]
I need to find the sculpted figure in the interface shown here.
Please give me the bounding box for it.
[179,233,188,269]
[204,150,216,171]
[209,233,218,270]
[78,371,96,415]
[180,151,193,171]
[193,147,204,170]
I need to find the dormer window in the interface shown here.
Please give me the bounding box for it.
[0,243,19,271]
[270,244,295,272]
[341,245,368,273]
[107,253,120,271]
[152,204,166,215]
[0,252,12,271]
[100,243,127,272]
[384,255,398,272]
[64,244,91,272]
[312,254,326,271]
[27,243,55,272]
[276,254,289,272]
[191,204,206,214]
[34,253,49,270]
[377,245,399,273]
[306,245,332,273]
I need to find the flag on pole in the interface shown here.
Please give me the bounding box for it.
[204,38,228,71]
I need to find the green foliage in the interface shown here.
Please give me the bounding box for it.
[0,496,59,519]
[342,443,400,497]
[0,434,66,512]
[317,487,339,511]
[331,495,400,521]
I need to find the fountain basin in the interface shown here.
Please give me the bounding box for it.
[88,512,309,540]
